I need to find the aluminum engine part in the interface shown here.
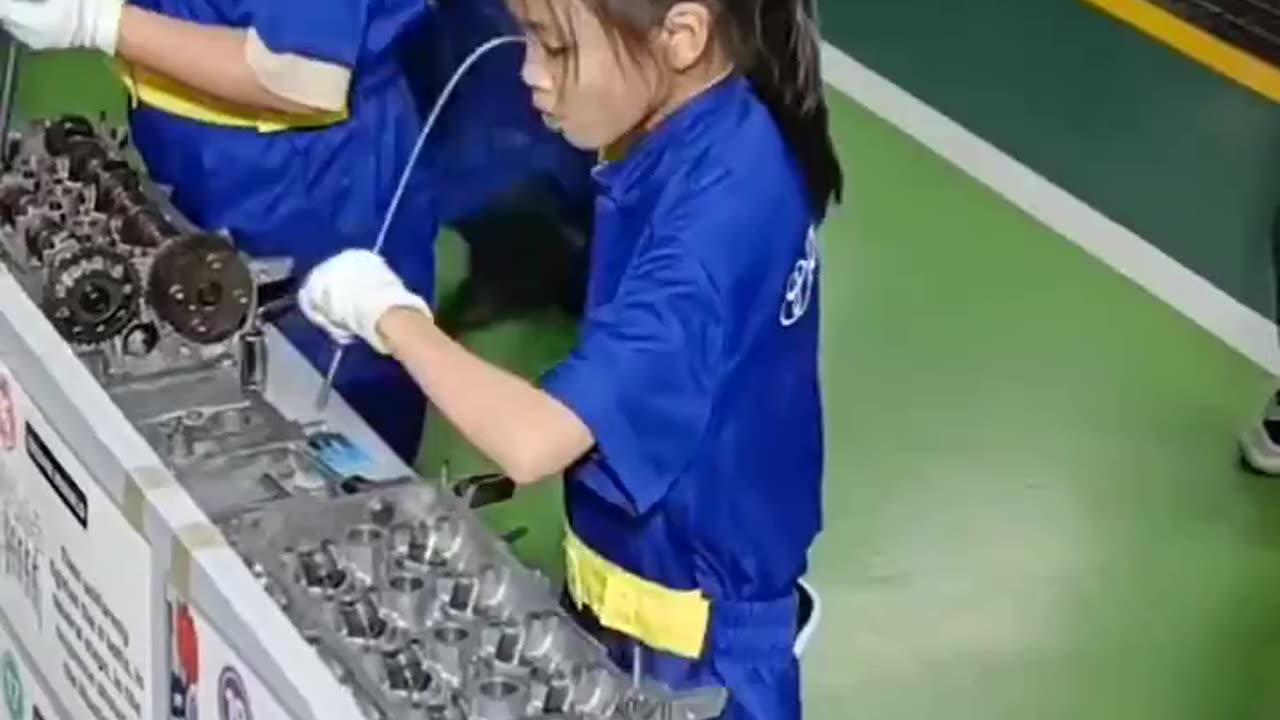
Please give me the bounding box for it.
[218,484,724,719]
[0,116,324,521]
[384,570,434,630]
[466,674,530,720]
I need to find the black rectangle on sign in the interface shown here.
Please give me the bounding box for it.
[24,424,88,529]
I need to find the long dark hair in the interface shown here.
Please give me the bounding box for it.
[739,0,843,220]
[531,0,845,220]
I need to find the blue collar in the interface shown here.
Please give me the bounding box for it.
[592,74,747,201]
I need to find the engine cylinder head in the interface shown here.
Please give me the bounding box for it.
[384,571,432,630]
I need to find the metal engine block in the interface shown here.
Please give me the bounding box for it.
[0,116,726,720]
[223,481,686,720]
[0,115,254,358]
[0,115,318,520]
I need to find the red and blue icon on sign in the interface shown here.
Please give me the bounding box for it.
[170,603,199,719]
[0,373,18,452]
[171,602,254,720]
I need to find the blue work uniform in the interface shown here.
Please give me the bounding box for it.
[542,76,823,720]
[125,0,436,461]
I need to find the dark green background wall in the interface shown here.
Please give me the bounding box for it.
[820,0,1280,314]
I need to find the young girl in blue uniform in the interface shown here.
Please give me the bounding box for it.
[300,0,842,716]
[1,0,437,460]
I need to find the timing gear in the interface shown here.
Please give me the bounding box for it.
[41,243,141,345]
[148,232,254,344]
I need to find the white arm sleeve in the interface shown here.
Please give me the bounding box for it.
[244,27,352,112]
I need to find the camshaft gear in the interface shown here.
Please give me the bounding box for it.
[148,232,254,344]
[41,244,141,345]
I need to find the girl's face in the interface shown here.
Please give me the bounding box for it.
[512,0,663,150]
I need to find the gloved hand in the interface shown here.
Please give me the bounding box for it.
[0,0,123,54]
[299,249,432,354]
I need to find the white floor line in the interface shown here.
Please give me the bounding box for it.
[819,42,1280,376]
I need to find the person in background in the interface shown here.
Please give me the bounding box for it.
[1240,203,1280,475]
[297,0,843,716]
[1,0,438,461]
[399,0,596,330]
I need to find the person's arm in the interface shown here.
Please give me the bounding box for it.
[0,0,350,114]
[298,250,595,484]
[116,6,330,114]
[377,307,595,484]
[298,244,723,504]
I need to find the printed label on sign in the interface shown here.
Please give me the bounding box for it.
[0,363,154,720]
[168,602,287,720]
[0,616,62,719]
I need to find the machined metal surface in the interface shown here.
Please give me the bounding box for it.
[0,115,322,520]
[217,485,702,720]
[0,116,727,720]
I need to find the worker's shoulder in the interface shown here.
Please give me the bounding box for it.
[648,101,811,285]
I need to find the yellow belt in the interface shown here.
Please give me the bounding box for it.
[563,528,710,659]
[115,61,348,133]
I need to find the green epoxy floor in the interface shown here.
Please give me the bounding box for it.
[805,93,1280,719]
[818,0,1280,314]
[22,50,1280,719]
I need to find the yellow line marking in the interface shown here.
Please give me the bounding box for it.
[1084,0,1280,103]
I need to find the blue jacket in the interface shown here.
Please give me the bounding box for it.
[544,76,823,720]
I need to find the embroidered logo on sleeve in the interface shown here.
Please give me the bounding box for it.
[779,226,819,327]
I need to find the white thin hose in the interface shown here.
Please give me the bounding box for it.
[373,34,527,254]
[316,34,527,412]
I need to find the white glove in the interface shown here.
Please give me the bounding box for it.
[299,249,432,355]
[1,0,123,54]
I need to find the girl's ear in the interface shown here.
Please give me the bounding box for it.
[658,2,713,72]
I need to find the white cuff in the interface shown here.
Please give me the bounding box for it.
[244,28,351,112]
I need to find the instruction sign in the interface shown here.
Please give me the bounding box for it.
[0,363,154,720]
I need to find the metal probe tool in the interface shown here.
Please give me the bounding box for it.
[632,642,644,690]
[313,34,526,414]
[0,36,22,168]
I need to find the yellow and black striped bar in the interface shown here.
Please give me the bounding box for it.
[1083,0,1280,102]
